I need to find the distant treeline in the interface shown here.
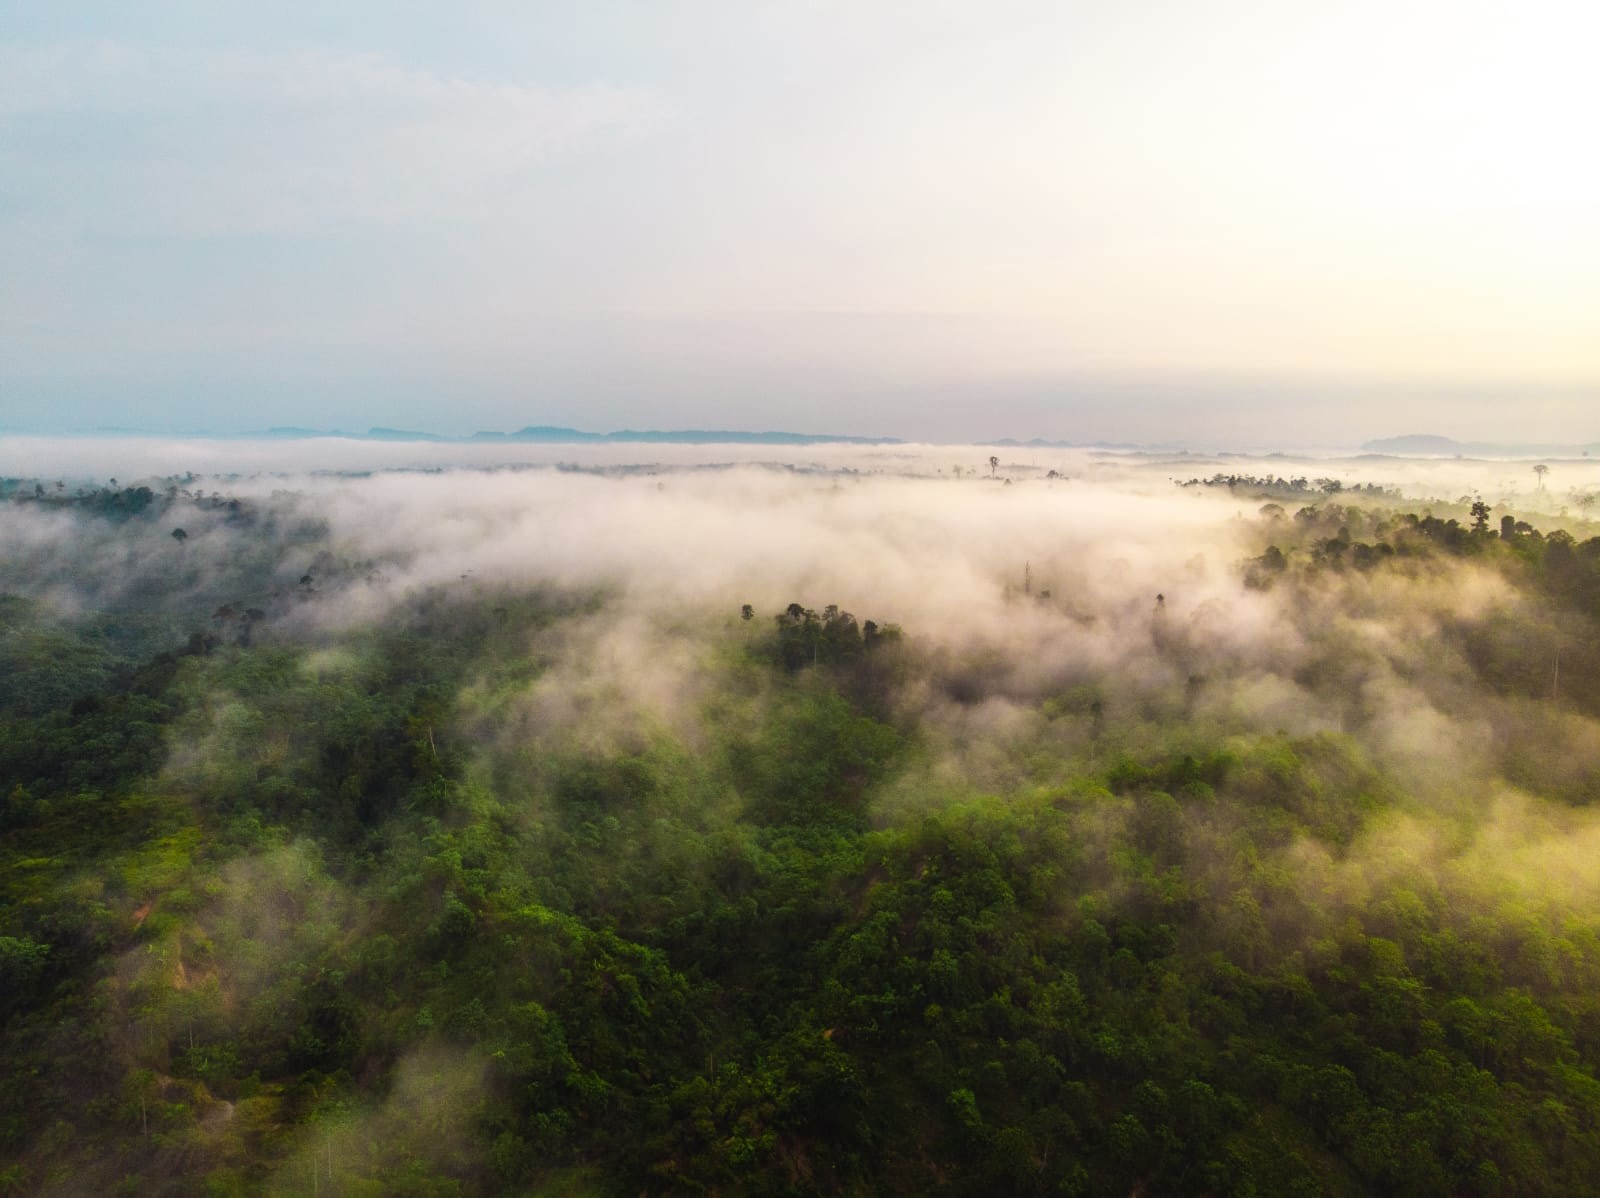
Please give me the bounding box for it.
[1178,473,1401,498]
[1249,500,1600,612]
[2,478,256,522]
[1246,501,1600,712]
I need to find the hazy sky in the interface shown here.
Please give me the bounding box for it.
[3,2,1597,445]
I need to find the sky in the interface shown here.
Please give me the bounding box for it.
[2,1,1597,446]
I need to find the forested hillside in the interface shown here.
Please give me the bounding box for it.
[5,464,1600,1196]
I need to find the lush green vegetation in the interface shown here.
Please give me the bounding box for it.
[5,479,1600,1195]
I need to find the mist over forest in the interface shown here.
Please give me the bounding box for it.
[6,441,1600,1195]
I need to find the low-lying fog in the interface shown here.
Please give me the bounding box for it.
[3,434,1597,503]
[6,436,1598,820]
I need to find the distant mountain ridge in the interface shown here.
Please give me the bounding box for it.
[26,425,1592,455]
[1362,434,1600,458]
[244,425,905,446]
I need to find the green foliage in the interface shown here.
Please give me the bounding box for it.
[7,493,1600,1194]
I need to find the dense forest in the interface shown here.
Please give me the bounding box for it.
[5,459,1600,1195]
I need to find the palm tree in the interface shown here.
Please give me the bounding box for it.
[1534,464,1550,491]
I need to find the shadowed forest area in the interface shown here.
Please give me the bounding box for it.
[6,460,1600,1196]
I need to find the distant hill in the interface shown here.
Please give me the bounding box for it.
[1363,434,1600,458]
[601,428,898,445]
[260,426,347,439]
[221,426,903,446]
[1362,434,1463,455]
[366,427,449,442]
[985,437,1144,450]
[466,426,604,442]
